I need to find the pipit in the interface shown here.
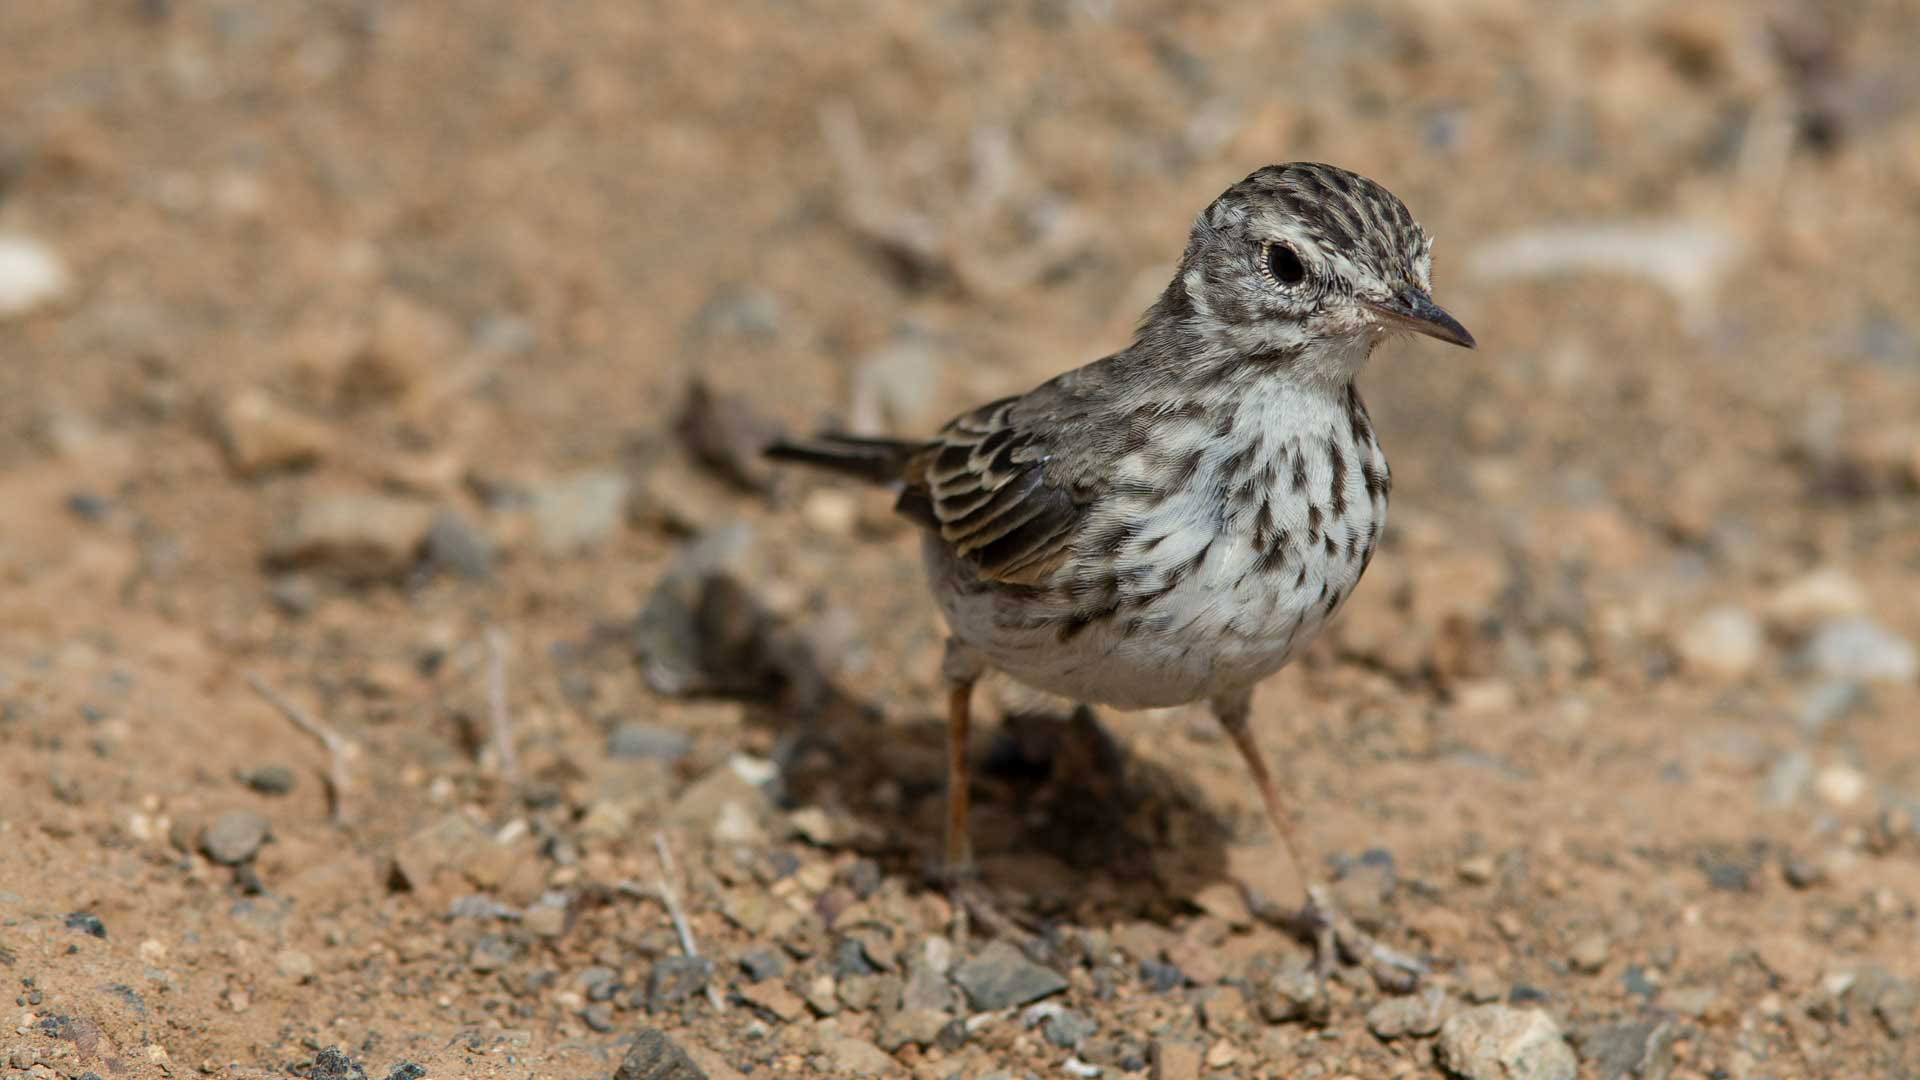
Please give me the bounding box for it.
[769,163,1473,984]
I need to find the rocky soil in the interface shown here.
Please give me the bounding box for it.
[2,1,1918,1078]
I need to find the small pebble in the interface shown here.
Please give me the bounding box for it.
[1436,1005,1576,1080]
[951,941,1068,1010]
[1569,932,1609,974]
[201,810,270,865]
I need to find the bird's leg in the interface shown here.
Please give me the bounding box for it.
[935,640,1026,945]
[1211,689,1426,991]
[940,639,986,882]
[943,676,977,878]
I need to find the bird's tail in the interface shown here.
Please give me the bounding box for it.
[763,433,919,486]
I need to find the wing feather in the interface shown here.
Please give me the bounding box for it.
[896,395,1095,586]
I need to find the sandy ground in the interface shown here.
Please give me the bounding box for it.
[2,2,1919,1077]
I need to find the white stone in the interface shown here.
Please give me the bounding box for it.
[0,235,71,318]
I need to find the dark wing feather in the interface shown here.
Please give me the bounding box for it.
[897,395,1092,586]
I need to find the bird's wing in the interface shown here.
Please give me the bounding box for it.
[897,393,1096,587]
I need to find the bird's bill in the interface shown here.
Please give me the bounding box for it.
[1362,289,1476,349]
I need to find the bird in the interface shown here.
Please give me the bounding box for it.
[767,162,1473,982]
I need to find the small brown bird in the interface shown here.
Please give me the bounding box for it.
[769,163,1472,981]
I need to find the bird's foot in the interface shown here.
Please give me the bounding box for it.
[925,860,1034,949]
[1296,883,1426,992]
[1255,883,1426,993]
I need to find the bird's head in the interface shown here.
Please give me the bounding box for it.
[1151,162,1473,382]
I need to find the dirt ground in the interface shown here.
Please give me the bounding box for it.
[3,2,1919,1078]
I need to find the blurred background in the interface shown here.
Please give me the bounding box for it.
[2,2,1918,1077]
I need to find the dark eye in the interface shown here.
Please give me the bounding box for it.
[1264,242,1306,286]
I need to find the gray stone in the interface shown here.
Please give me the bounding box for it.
[1436,1006,1576,1080]
[201,810,270,865]
[533,468,629,555]
[1366,986,1450,1038]
[738,949,785,983]
[645,956,712,1012]
[1801,618,1918,683]
[608,723,692,761]
[425,509,493,579]
[1572,1019,1678,1080]
[1255,956,1328,1027]
[951,941,1068,1011]
[1040,1007,1098,1049]
[238,765,295,796]
[613,1027,707,1080]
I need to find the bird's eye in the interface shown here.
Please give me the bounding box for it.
[1264,242,1307,286]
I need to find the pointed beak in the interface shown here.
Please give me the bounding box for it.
[1361,289,1476,349]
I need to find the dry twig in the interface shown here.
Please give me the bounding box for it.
[651,832,725,1012]
[244,672,354,825]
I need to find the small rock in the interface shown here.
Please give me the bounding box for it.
[1457,854,1497,884]
[581,1003,615,1032]
[666,760,773,846]
[1674,607,1763,679]
[1367,986,1450,1038]
[877,1008,950,1051]
[1150,1040,1202,1080]
[1846,968,1917,1040]
[467,935,515,972]
[1436,1005,1576,1080]
[274,948,315,981]
[1461,964,1504,1004]
[1568,932,1609,974]
[524,903,567,938]
[609,722,692,760]
[533,468,630,555]
[1764,568,1866,631]
[201,810,270,865]
[1656,986,1718,1019]
[1255,955,1328,1026]
[65,911,106,938]
[308,1048,370,1080]
[238,765,295,796]
[738,949,785,983]
[267,492,432,581]
[614,1027,708,1080]
[737,979,806,1022]
[951,940,1068,1010]
[645,956,712,1012]
[820,1034,898,1078]
[219,388,336,475]
[1138,959,1186,993]
[1800,618,1918,683]
[1038,1006,1098,1049]
[1572,1019,1677,1080]
[1814,763,1867,808]
[424,510,493,579]
[0,234,72,318]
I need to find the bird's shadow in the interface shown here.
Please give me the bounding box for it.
[634,564,1237,927]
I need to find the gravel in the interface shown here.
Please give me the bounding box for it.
[1436,1005,1577,1080]
[614,1028,708,1080]
[201,810,270,865]
[951,941,1068,1011]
